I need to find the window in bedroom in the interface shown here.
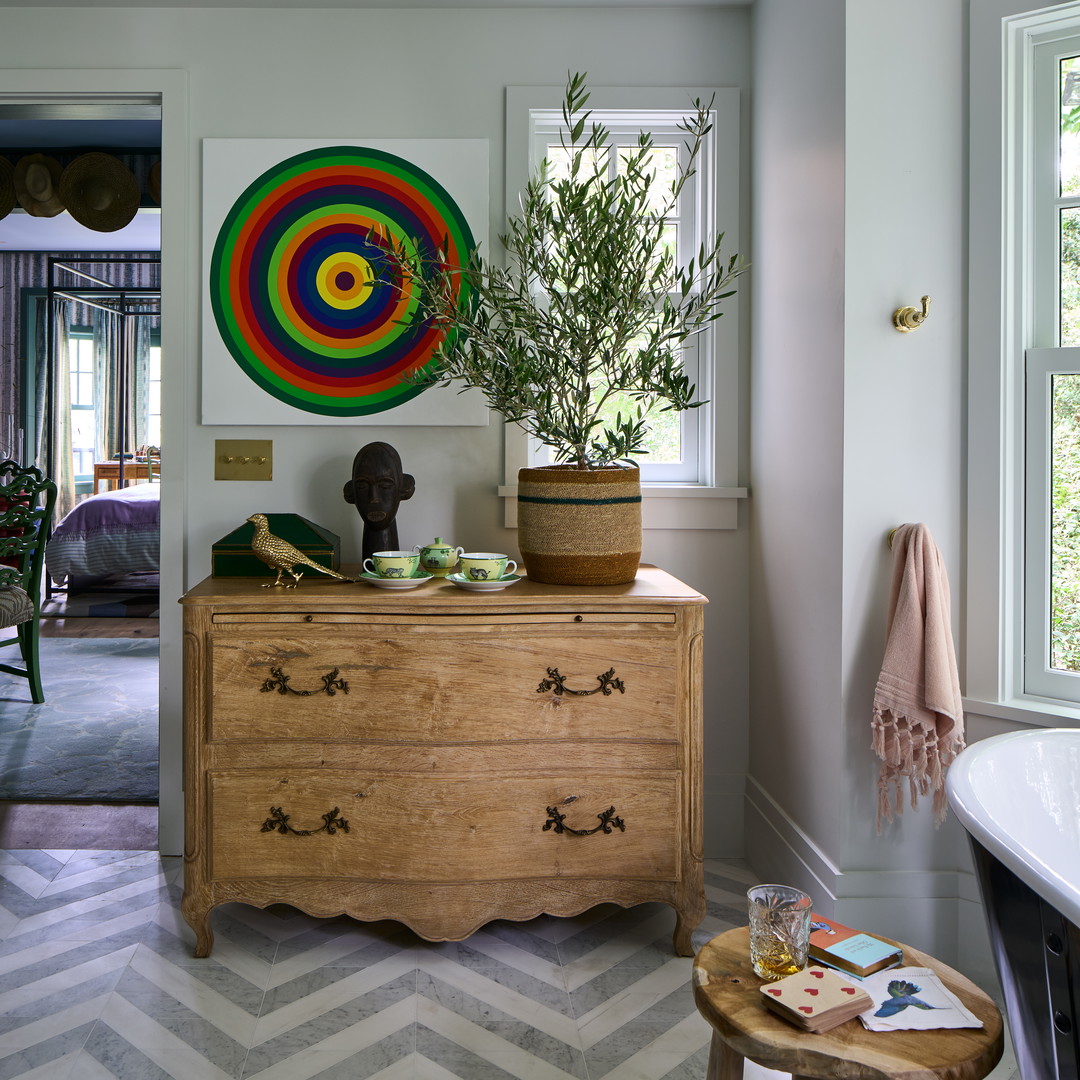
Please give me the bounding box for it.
[67,326,95,492]
[148,332,161,451]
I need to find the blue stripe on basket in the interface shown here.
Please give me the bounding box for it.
[518,494,642,506]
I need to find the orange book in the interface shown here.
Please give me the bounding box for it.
[808,913,903,978]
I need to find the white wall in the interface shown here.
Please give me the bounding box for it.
[750,0,970,965]
[839,0,968,960]
[748,0,847,880]
[0,4,752,857]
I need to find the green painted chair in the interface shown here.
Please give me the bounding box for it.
[0,460,57,703]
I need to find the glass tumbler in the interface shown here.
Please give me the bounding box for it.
[746,884,813,980]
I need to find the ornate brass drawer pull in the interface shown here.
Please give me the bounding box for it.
[537,667,625,696]
[260,806,350,836]
[260,666,349,696]
[543,805,626,835]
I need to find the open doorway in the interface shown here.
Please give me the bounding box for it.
[0,98,161,847]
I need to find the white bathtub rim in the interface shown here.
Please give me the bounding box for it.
[946,727,1080,929]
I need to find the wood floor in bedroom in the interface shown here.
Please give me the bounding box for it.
[39,616,159,638]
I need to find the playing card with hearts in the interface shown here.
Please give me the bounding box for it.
[758,965,874,1033]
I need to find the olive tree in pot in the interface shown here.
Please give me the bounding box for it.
[385,73,744,584]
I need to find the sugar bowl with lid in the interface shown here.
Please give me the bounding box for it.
[414,536,464,577]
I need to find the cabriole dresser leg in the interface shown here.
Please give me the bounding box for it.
[673,894,706,956]
[181,894,214,958]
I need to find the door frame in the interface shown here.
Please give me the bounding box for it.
[0,69,189,855]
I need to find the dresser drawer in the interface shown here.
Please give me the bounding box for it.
[207,630,678,742]
[208,769,679,882]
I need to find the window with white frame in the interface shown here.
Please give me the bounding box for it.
[528,108,705,481]
[67,327,96,486]
[1025,26,1080,703]
[148,334,162,450]
[503,86,743,519]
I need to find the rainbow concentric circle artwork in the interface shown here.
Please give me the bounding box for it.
[209,145,476,417]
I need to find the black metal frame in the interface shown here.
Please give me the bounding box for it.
[46,256,161,491]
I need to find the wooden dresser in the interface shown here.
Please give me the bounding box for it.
[180,565,707,957]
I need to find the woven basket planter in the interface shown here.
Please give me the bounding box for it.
[517,465,641,585]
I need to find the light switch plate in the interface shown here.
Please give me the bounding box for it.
[215,440,273,481]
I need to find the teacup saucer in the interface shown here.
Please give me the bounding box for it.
[359,570,433,590]
[447,572,522,592]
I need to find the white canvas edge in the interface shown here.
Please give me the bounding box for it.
[200,137,490,427]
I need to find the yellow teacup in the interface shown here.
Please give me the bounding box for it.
[363,550,421,579]
[459,552,517,582]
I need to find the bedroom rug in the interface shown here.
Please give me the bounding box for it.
[41,571,160,619]
[0,637,158,802]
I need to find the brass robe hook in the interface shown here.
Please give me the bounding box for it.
[893,295,931,333]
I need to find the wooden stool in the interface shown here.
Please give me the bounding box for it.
[693,926,1003,1080]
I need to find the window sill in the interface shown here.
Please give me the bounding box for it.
[963,696,1080,729]
[497,484,748,530]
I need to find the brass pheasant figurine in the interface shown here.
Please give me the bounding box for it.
[247,514,354,588]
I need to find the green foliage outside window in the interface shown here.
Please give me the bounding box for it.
[1053,60,1080,670]
[1052,375,1080,671]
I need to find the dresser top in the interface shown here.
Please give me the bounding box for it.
[180,564,707,609]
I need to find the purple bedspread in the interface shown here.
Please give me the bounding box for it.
[46,482,160,583]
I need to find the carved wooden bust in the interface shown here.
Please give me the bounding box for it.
[343,441,415,561]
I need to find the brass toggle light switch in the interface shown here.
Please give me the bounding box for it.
[215,440,273,481]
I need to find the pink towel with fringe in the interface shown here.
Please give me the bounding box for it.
[872,522,964,831]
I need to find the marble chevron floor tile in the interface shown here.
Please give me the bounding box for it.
[0,853,1020,1080]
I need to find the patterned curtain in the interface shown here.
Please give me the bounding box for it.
[46,300,75,519]
[133,316,150,451]
[93,314,118,464]
[31,295,48,466]
[93,311,151,465]
[0,252,53,462]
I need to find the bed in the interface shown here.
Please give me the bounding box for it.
[45,482,159,585]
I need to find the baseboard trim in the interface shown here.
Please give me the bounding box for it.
[744,776,994,975]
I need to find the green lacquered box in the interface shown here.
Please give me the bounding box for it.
[212,514,341,577]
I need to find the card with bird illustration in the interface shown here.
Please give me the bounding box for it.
[855,966,985,1031]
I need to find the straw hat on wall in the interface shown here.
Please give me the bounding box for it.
[59,152,140,232]
[0,157,15,221]
[14,153,64,217]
